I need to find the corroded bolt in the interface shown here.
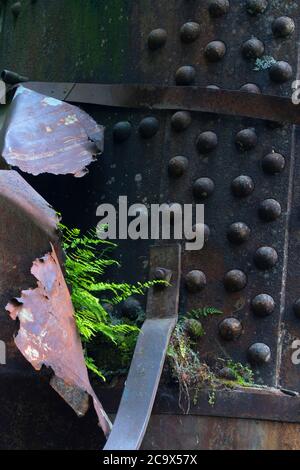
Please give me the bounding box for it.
[254,246,278,270]
[113,121,132,142]
[168,156,189,177]
[219,317,242,341]
[227,222,250,245]
[235,128,257,151]
[193,177,215,200]
[139,117,159,138]
[171,111,192,132]
[205,41,226,62]
[153,267,172,285]
[231,175,254,198]
[269,61,293,83]
[223,270,247,292]
[175,65,196,85]
[251,294,275,317]
[196,131,218,154]
[242,38,264,60]
[209,0,230,17]
[180,22,200,43]
[258,199,281,222]
[148,28,167,50]
[240,83,261,94]
[272,17,295,38]
[248,343,271,365]
[246,0,268,15]
[262,152,285,174]
[185,270,207,293]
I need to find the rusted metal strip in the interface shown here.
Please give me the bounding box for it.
[104,244,181,450]
[25,82,300,125]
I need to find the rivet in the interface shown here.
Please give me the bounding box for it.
[168,156,189,177]
[148,28,167,50]
[219,317,242,341]
[235,128,257,151]
[153,267,172,283]
[218,367,237,381]
[184,318,204,338]
[251,294,275,317]
[262,152,285,174]
[269,61,293,83]
[171,111,192,132]
[188,223,210,245]
[227,222,251,244]
[248,343,271,365]
[196,131,218,154]
[246,0,268,15]
[224,269,247,292]
[139,117,159,138]
[254,246,278,270]
[11,1,21,16]
[113,121,132,142]
[209,0,230,17]
[258,199,281,222]
[242,38,264,60]
[231,175,254,198]
[180,22,200,43]
[193,177,215,200]
[240,83,261,94]
[175,65,196,85]
[293,299,300,319]
[206,84,221,90]
[185,270,207,293]
[205,41,226,62]
[121,297,142,320]
[272,17,295,38]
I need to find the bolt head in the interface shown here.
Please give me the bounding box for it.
[246,0,268,15]
[235,128,258,151]
[175,65,196,85]
[148,28,167,50]
[139,117,159,138]
[258,199,281,222]
[209,0,230,17]
[269,61,293,83]
[113,121,132,142]
[168,156,188,177]
[254,246,278,270]
[251,294,275,317]
[224,270,247,292]
[205,41,226,62]
[272,17,295,38]
[185,270,207,293]
[219,317,242,341]
[248,343,271,365]
[231,175,254,198]
[180,22,200,43]
[227,222,251,244]
[262,152,285,174]
[193,178,215,200]
[240,83,261,94]
[171,111,192,131]
[242,38,264,60]
[196,131,218,154]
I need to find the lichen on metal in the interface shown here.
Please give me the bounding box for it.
[0,85,104,177]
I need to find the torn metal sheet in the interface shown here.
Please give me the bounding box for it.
[0,85,104,177]
[6,244,111,436]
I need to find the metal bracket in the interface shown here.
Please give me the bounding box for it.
[104,244,181,450]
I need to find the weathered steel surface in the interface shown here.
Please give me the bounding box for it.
[104,244,181,450]
[6,244,111,436]
[0,86,104,176]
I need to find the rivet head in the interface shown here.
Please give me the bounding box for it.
[269,61,293,83]
[113,121,132,142]
[171,111,192,132]
[218,367,237,381]
[293,299,300,319]
[175,65,196,85]
[193,177,215,200]
[235,128,257,151]
[240,83,261,94]
[189,223,210,244]
[185,270,207,293]
[251,294,275,317]
[11,2,21,16]
[262,152,285,174]
[242,38,264,60]
[153,267,171,283]
[224,269,247,292]
[248,343,271,365]
[206,84,221,90]
[209,0,230,17]
[219,318,242,341]
[272,17,295,38]
[246,0,268,15]
[227,222,251,244]
[196,131,218,154]
[180,22,200,43]
[139,117,159,138]
[121,297,142,320]
[168,156,189,177]
[258,199,281,222]
[254,246,278,270]
[148,28,167,50]
[231,175,254,198]
[205,41,226,62]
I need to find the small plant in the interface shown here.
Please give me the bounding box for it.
[220,359,254,387]
[186,307,223,319]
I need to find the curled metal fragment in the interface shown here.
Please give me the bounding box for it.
[0,85,104,177]
[6,244,111,436]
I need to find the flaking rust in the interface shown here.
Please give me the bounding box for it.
[6,244,112,436]
[0,85,104,177]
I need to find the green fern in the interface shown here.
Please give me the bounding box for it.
[187,307,223,319]
[60,223,162,379]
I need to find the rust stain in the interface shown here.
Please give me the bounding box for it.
[0,86,104,177]
[5,244,111,436]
